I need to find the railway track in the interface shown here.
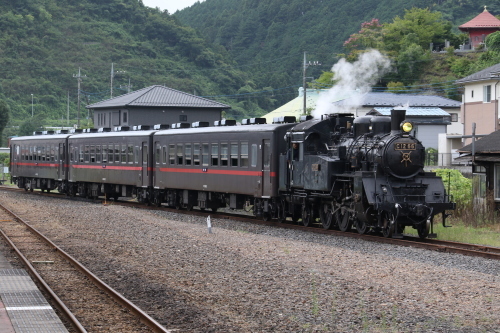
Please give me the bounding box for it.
[0,196,170,333]
[2,185,499,261]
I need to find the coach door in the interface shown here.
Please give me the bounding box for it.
[58,143,65,180]
[141,142,149,187]
[262,139,272,197]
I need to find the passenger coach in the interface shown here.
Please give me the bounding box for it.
[151,120,295,214]
[10,132,70,192]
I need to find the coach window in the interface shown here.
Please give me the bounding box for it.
[230,143,238,167]
[128,144,134,164]
[162,146,167,164]
[90,145,96,163]
[221,143,228,166]
[240,142,248,167]
[142,145,148,165]
[121,145,127,163]
[96,145,101,163]
[202,144,209,166]
[108,145,114,163]
[102,146,108,163]
[114,145,120,163]
[264,142,271,168]
[41,146,46,161]
[84,145,89,163]
[177,144,184,165]
[51,145,56,162]
[185,144,192,165]
[155,143,161,165]
[169,144,176,165]
[193,144,200,166]
[78,145,83,162]
[135,146,140,164]
[211,144,219,166]
[251,144,257,167]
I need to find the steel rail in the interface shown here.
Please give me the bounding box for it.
[0,202,170,333]
[2,185,499,260]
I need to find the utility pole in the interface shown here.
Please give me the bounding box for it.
[110,63,126,98]
[302,51,321,115]
[120,78,133,94]
[73,67,86,128]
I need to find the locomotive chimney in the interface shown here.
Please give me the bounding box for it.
[391,107,406,134]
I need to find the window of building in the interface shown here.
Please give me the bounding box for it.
[220,143,228,166]
[240,142,248,167]
[211,144,219,166]
[471,90,474,98]
[123,111,128,123]
[251,144,257,167]
[451,113,458,122]
[177,144,184,165]
[185,144,192,165]
[202,144,209,166]
[483,85,491,103]
[230,143,238,167]
[194,144,200,166]
[179,114,187,122]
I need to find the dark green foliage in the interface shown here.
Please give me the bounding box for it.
[0,101,10,146]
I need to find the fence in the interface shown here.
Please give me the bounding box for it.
[424,152,469,167]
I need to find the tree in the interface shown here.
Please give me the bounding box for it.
[486,31,500,52]
[310,71,336,89]
[0,100,10,146]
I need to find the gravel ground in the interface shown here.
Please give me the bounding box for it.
[1,190,499,332]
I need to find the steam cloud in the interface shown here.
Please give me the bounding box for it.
[312,49,392,118]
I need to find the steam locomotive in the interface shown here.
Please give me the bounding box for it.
[10,108,455,239]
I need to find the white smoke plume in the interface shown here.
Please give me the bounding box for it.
[312,49,392,118]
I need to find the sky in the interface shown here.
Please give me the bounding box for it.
[141,0,205,14]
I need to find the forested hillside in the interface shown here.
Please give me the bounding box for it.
[176,0,500,100]
[0,0,263,137]
[2,0,500,144]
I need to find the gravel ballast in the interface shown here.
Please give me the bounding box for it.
[1,190,499,332]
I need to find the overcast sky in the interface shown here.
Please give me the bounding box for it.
[141,0,205,14]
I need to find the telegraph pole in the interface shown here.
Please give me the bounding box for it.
[302,51,321,115]
[73,67,86,128]
[110,63,126,98]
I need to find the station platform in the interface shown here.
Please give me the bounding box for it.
[0,248,68,332]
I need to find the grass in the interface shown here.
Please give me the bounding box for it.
[405,221,500,247]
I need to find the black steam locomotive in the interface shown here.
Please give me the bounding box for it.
[10,108,455,239]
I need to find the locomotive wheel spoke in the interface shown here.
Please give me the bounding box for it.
[417,219,431,239]
[381,214,394,238]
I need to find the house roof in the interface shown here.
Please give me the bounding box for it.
[458,129,500,153]
[455,63,500,84]
[458,8,500,30]
[86,85,230,109]
[368,107,451,116]
[332,92,461,108]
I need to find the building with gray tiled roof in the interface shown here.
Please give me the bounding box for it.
[86,85,230,129]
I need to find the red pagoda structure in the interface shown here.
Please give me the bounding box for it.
[459,6,500,49]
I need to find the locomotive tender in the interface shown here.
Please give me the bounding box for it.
[10,108,455,239]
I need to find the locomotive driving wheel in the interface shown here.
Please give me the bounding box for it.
[339,206,353,232]
[355,219,368,235]
[301,203,313,227]
[319,202,335,230]
[417,218,431,239]
[381,213,395,238]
